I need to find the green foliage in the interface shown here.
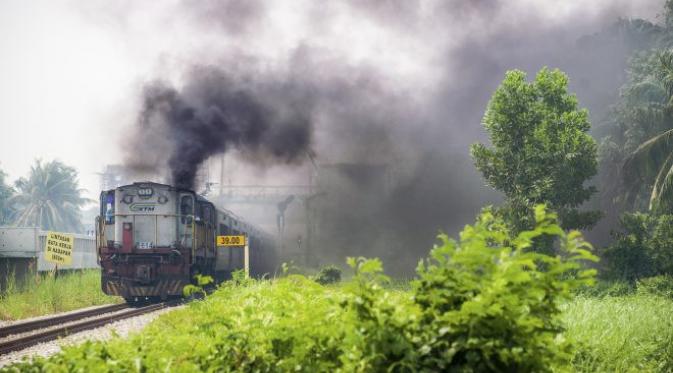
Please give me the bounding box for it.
[598,51,664,211]
[182,274,214,297]
[10,160,90,232]
[594,0,673,214]
[637,275,673,298]
[2,206,597,372]
[611,48,673,213]
[230,269,253,286]
[575,280,635,298]
[338,257,420,371]
[280,261,312,277]
[601,212,673,281]
[196,274,214,287]
[412,205,597,372]
[564,294,673,372]
[471,68,600,234]
[0,270,121,320]
[313,265,342,285]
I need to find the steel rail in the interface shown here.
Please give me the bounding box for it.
[0,304,130,339]
[0,302,175,355]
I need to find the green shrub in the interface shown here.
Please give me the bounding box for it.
[313,265,342,285]
[601,212,673,281]
[182,274,214,298]
[637,275,673,298]
[338,257,420,371]
[412,204,597,371]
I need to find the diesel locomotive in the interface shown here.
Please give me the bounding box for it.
[96,182,276,302]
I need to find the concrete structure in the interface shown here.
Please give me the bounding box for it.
[0,227,98,290]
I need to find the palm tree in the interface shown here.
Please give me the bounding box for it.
[0,168,13,225]
[623,50,673,213]
[10,160,91,232]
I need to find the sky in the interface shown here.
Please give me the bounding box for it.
[0,0,662,201]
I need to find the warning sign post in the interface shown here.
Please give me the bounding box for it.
[44,231,74,265]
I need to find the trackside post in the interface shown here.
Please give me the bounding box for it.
[216,234,248,278]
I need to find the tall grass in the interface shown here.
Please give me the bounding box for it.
[565,294,673,372]
[0,269,121,320]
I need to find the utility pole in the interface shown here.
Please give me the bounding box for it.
[219,154,225,201]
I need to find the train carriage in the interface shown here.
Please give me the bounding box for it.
[96,182,276,302]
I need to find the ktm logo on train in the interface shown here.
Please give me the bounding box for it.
[130,203,156,212]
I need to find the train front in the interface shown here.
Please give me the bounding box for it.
[96,182,195,302]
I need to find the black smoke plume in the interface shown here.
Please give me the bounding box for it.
[126,68,314,190]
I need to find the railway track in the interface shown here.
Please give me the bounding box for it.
[0,302,176,356]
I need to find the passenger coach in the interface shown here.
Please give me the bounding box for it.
[96,182,276,302]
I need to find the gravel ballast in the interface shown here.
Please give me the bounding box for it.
[0,306,180,368]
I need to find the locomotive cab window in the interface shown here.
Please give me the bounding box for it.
[102,191,115,224]
[180,195,194,224]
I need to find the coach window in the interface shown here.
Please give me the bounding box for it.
[180,195,193,224]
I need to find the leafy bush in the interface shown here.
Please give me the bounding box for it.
[338,257,420,371]
[637,275,673,298]
[182,274,214,297]
[313,265,342,285]
[2,206,597,372]
[601,212,673,281]
[412,205,597,371]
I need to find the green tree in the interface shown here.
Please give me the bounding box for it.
[621,51,673,213]
[11,160,89,232]
[601,212,673,280]
[598,51,667,214]
[471,68,600,235]
[0,168,13,225]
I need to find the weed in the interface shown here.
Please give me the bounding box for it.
[0,270,121,320]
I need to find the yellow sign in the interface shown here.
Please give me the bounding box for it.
[217,235,246,246]
[44,231,74,265]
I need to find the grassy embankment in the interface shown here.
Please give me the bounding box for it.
[3,275,672,372]
[567,294,673,372]
[0,269,121,320]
